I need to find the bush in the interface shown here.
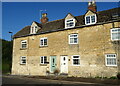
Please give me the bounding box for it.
[109,76,117,79]
[117,72,120,79]
[53,69,59,75]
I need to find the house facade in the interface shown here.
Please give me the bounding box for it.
[11,1,120,77]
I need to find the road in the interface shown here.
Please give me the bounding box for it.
[2,75,120,86]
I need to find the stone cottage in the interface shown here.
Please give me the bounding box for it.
[12,1,120,77]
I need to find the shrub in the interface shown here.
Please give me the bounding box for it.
[109,76,117,79]
[117,72,120,79]
[53,69,59,75]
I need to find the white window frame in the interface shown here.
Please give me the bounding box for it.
[85,14,97,25]
[40,37,48,46]
[65,18,75,29]
[72,55,80,66]
[69,34,78,44]
[21,40,27,49]
[111,28,120,41]
[40,56,47,64]
[105,54,117,66]
[30,26,38,34]
[20,56,26,64]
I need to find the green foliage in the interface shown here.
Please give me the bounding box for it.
[2,39,13,74]
[109,76,117,79]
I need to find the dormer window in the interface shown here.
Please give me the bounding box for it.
[65,18,75,28]
[30,26,38,34]
[85,14,97,25]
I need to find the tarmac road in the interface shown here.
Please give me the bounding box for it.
[1,75,120,86]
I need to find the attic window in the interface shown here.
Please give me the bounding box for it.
[65,18,75,28]
[30,26,38,34]
[85,14,97,25]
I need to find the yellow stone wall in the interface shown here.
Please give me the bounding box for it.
[11,21,120,77]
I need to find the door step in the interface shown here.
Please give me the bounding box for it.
[60,73,68,76]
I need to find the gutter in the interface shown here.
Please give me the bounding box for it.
[13,19,120,39]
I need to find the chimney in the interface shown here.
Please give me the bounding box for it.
[88,0,97,12]
[40,13,48,23]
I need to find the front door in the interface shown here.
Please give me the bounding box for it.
[60,56,68,73]
[50,56,57,73]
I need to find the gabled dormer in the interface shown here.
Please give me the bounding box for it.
[30,21,41,34]
[85,10,97,25]
[85,0,97,25]
[65,13,77,29]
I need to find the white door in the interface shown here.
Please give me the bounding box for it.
[60,56,68,73]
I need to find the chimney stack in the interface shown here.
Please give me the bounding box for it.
[88,0,97,12]
[40,13,48,23]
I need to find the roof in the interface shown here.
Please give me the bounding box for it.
[13,7,120,38]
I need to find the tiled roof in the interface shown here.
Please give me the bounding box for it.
[13,7,120,38]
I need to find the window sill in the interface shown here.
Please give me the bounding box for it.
[20,48,27,50]
[106,65,117,67]
[72,65,80,66]
[40,64,47,66]
[39,46,48,48]
[20,63,26,65]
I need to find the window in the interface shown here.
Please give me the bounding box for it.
[40,56,47,64]
[40,37,47,46]
[105,54,117,66]
[30,26,38,34]
[20,56,26,64]
[69,34,78,44]
[72,55,80,66]
[86,16,90,24]
[85,15,97,25]
[111,28,120,41]
[21,40,27,49]
[65,18,75,28]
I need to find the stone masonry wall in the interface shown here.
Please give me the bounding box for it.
[12,22,120,77]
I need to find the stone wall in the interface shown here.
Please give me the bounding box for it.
[11,21,120,77]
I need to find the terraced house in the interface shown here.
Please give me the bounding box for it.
[12,1,120,78]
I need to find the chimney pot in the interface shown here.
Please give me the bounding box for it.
[88,0,97,12]
[40,13,48,23]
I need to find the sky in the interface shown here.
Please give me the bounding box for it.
[2,2,119,41]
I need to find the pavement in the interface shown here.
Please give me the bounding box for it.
[1,75,120,86]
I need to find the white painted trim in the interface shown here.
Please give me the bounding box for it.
[69,34,78,44]
[21,40,27,48]
[105,54,117,66]
[71,55,80,66]
[40,37,48,46]
[40,56,47,64]
[20,56,26,65]
[110,28,120,41]
[65,18,76,29]
[85,14,97,25]
[60,56,68,73]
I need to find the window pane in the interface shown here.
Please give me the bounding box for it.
[73,59,80,65]
[91,16,95,23]
[40,39,43,45]
[70,38,74,43]
[44,39,47,45]
[74,38,78,43]
[41,57,43,63]
[86,16,90,24]
[22,44,27,48]
[73,56,79,58]
[44,56,47,63]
